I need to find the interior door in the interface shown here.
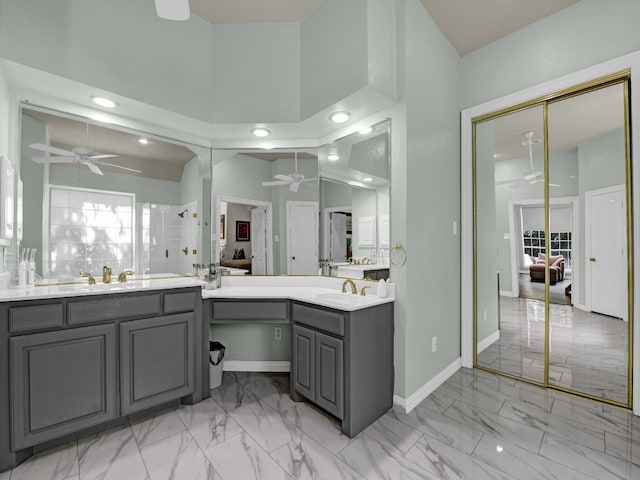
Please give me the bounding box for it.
[330,213,347,262]
[250,206,267,275]
[287,201,319,274]
[179,200,198,275]
[588,187,626,319]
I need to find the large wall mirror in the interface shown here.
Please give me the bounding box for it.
[474,75,633,407]
[211,119,391,277]
[19,105,212,281]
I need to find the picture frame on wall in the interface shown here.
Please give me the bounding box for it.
[219,214,225,240]
[236,221,250,241]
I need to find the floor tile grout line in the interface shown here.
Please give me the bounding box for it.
[127,423,154,480]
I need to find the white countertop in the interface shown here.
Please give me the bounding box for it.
[0,276,205,302]
[335,264,390,271]
[0,274,394,312]
[203,275,394,311]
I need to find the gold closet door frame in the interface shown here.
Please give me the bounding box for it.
[472,71,634,409]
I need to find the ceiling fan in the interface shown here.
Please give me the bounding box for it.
[495,131,559,188]
[30,124,142,176]
[155,0,190,21]
[262,152,318,192]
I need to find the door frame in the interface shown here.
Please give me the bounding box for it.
[215,195,273,274]
[506,197,579,302]
[323,206,352,260]
[286,200,319,274]
[585,184,626,319]
[461,52,640,415]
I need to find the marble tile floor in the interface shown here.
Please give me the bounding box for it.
[478,296,629,404]
[2,368,639,480]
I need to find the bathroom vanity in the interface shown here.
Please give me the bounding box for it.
[0,275,394,472]
[0,278,206,472]
[205,275,395,437]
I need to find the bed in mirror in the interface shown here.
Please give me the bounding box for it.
[211,118,391,277]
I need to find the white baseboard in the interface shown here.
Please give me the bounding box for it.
[500,290,516,297]
[477,330,500,354]
[393,358,461,413]
[223,361,290,372]
[574,302,589,312]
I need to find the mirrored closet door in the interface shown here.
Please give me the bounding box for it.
[474,73,633,408]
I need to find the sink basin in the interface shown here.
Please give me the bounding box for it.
[315,292,366,306]
[55,282,141,293]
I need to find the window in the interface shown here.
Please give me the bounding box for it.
[48,186,134,278]
[523,230,572,267]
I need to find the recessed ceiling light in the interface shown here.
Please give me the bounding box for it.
[138,138,149,145]
[327,154,340,161]
[329,111,350,124]
[91,96,117,108]
[363,177,373,182]
[358,126,372,135]
[251,128,270,137]
[348,180,363,187]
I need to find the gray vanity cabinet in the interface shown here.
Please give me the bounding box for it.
[120,313,194,415]
[10,324,117,450]
[291,301,392,437]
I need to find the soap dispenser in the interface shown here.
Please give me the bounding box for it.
[377,278,387,298]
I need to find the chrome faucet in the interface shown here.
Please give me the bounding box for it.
[80,271,96,285]
[117,269,134,283]
[342,278,357,294]
[102,266,112,284]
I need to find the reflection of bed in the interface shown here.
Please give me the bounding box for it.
[221,259,252,274]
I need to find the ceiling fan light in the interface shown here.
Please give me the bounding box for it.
[91,96,117,108]
[251,128,271,138]
[330,111,350,124]
[327,154,340,161]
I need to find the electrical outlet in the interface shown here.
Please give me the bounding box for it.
[274,327,282,340]
[431,336,437,352]
[483,310,487,322]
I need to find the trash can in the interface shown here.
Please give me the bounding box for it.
[209,341,225,389]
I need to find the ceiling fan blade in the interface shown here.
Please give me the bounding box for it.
[98,162,142,174]
[274,174,295,182]
[29,143,75,157]
[262,180,289,187]
[155,0,190,20]
[289,182,300,193]
[83,162,104,176]
[300,177,319,183]
[31,156,76,164]
[89,154,118,160]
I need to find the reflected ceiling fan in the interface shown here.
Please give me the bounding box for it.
[262,152,318,192]
[30,124,142,176]
[495,131,559,188]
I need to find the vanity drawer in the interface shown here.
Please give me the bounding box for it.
[9,303,65,333]
[67,293,162,325]
[164,291,197,314]
[212,300,288,323]
[292,303,344,337]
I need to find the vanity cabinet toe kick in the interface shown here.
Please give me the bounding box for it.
[207,297,394,438]
[0,287,205,473]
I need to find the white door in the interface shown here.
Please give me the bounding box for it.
[287,201,318,274]
[250,207,267,275]
[330,213,347,262]
[179,201,198,275]
[588,187,626,319]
